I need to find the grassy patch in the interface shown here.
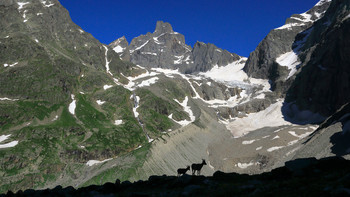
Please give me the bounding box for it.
[80,143,150,187]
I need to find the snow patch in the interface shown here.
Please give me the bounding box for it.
[68,94,76,115]
[133,96,140,118]
[114,120,123,125]
[130,40,149,53]
[242,140,256,145]
[4,62,18,67]
[276,51,301,79]
[267,146,285,152]
[199,60,248,83]
[168,96,195,126]
[288,131,313,139]
[236,162,257,169]
[137,77,159,88]
[276,23,305,30]
[103,85,113,90]
[17,2,29,10]
[86,158,113,166]
[96,100,105,105]
[103,46,112,76]
[272,135,280,140]
[35,39,39,43]
[256,146,263,151]
[113,45,125,53]
[0,97,19,101]
[227,100,292,138]
[0,134,11,143]
[0,141,19,149]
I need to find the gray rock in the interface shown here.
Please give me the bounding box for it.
[109,21,242,73]
[243,0,332,90]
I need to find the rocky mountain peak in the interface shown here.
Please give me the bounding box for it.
[109,21,242,73]
[154,21,174,35]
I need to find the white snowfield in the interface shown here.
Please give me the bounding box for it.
[276,51,301,79]
[113,45,125,54]
[199,59,248,83]
[86,158,113,166]
[68,94,76,115]
[0,141,19,149]
[227,100,292,138]
[0,134,11,143]
[168,96,196,126]
[0,134,18,149]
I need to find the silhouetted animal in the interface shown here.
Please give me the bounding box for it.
[191,159,207,175]
[177,166,190,176]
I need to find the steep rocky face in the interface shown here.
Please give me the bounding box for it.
[109,21,241,73]
[285,0,350,116]
[0,0,130,102]
[109,36,130,61]
[243,0,332,90]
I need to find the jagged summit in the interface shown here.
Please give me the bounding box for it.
[154,21,174,35]
[109,21,242,73]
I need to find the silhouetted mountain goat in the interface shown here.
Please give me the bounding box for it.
[177,166,190,176]
[191,159,207,175]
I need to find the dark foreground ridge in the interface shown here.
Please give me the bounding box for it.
[2,157,350,197]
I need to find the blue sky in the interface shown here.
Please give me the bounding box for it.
[58,0,320,57]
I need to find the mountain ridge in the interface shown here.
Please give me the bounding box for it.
[109,21,242,73]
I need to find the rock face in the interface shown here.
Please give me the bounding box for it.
[243,0,332,91]
[293,102,350,160]
[109,21,241,73]
[285,0,350,116]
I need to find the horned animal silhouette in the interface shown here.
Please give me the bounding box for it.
[177,166,190,176]
[191,159,207,175]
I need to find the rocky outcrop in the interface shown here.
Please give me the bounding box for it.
[285,0,350,116]
[293,102,350,159]
[109,21,242,73]
[243,0,332,89]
